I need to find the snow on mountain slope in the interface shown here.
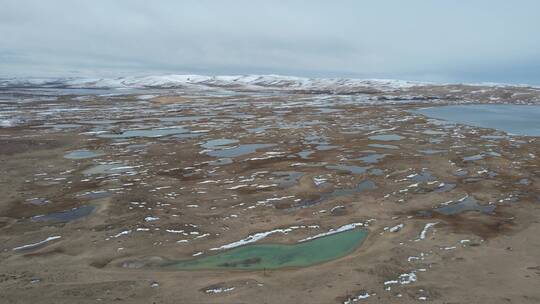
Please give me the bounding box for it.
[0,74,425,92]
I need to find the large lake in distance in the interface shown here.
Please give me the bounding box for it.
[412,104,540,136]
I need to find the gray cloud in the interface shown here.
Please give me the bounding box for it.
[1,0,540,84]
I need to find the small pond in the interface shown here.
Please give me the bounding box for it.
[145,228,368,270]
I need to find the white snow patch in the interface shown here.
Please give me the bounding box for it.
[13,236,61,251]
[205,287,235,294]
[389,223,404,233]
[298,222,366,242]
[210,225,319,250]
[416,222,438,241]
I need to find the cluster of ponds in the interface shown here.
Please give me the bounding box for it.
[4,86,540,275]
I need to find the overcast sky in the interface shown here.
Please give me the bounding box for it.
[1,0,540,84]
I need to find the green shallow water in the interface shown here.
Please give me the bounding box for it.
[167,228,368,270]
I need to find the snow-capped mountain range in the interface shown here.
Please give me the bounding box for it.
[0,74,425,92]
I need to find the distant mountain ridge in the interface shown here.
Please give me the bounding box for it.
[0,74,426,91]
[2,74,537,95]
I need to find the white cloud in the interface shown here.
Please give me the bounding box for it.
[1,0,539,84]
